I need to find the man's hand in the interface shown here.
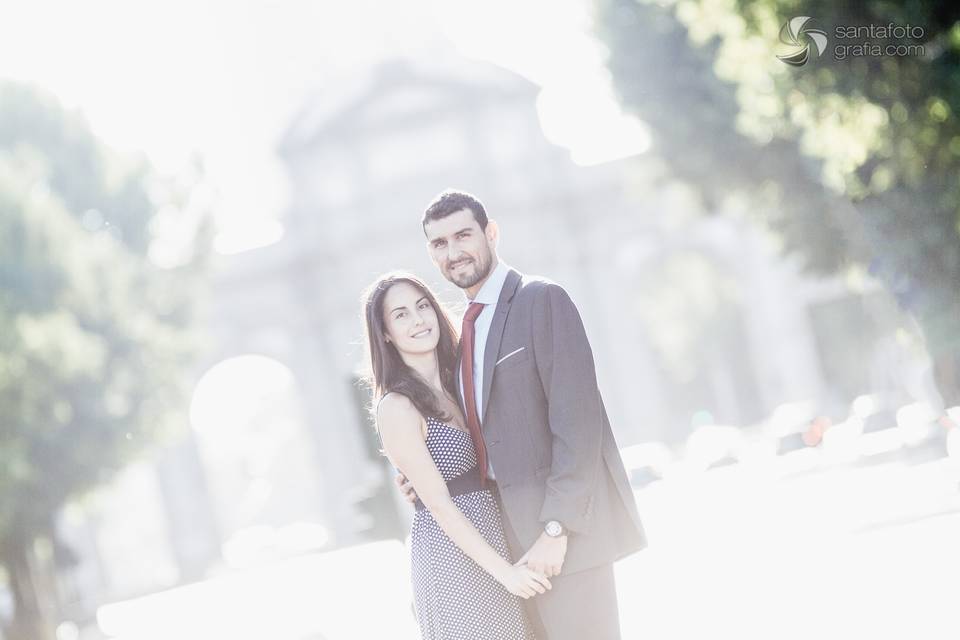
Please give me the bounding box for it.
[516,532,568,577]
[394,472,418,503]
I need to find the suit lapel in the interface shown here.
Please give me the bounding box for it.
[480,269,522,424]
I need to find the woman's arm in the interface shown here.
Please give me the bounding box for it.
[377,393,550,598]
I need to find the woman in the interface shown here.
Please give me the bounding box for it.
[362,272,546,640]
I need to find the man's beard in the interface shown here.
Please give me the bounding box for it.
[447,251,492,289]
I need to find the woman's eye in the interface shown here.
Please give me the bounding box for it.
[395,312,406,319]
[418,303,430,310]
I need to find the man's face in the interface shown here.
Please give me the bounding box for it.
[424,208,497,291]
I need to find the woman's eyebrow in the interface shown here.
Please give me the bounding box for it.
[390,297,427,314]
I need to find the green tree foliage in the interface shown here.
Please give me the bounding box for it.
[596,0,960,404]
[0,83,205,639]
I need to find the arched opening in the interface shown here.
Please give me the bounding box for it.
[190,354,327,566]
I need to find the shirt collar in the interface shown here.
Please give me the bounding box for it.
[469,260,511,306]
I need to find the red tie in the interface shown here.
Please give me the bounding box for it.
[461,302,488,484]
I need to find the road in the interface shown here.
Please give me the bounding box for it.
[92,449,960,639]
[617,452,960,639]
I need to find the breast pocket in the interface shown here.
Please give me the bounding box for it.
[494,346,529,369]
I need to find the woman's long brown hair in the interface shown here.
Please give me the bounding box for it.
[361,272,460,423]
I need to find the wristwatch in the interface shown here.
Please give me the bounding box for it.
[544,520,566,538]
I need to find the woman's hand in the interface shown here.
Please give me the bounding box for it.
[394,471,418,503]
[495,563,552,599]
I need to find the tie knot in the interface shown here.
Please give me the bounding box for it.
[463,302,485,325]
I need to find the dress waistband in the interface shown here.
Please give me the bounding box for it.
[414,466,493,511]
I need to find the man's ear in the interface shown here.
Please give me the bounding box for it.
[486,219,499,246]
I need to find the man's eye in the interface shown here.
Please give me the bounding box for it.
[434,241,446,249]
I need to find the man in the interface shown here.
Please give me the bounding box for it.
[401,189,646,639]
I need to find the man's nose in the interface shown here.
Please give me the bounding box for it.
[447,245,465,262]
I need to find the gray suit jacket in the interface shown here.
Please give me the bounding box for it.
[471,268,646,575]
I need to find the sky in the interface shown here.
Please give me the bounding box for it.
[0,0,649,257]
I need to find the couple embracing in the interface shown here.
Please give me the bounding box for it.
[362,190,646,639]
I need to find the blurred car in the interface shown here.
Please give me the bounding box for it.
[819,395,943,462]
[760,401,821,455]
[619,442,676,488]
[684,425,745,472]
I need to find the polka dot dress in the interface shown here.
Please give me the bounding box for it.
[410,417,537,640]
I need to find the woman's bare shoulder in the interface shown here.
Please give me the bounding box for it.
[377,393,424,435]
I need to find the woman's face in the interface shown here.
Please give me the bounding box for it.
[381,281,441,357]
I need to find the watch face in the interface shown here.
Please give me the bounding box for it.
[546,521,562,537]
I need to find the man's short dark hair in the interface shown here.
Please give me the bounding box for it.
[421,189,488,232]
